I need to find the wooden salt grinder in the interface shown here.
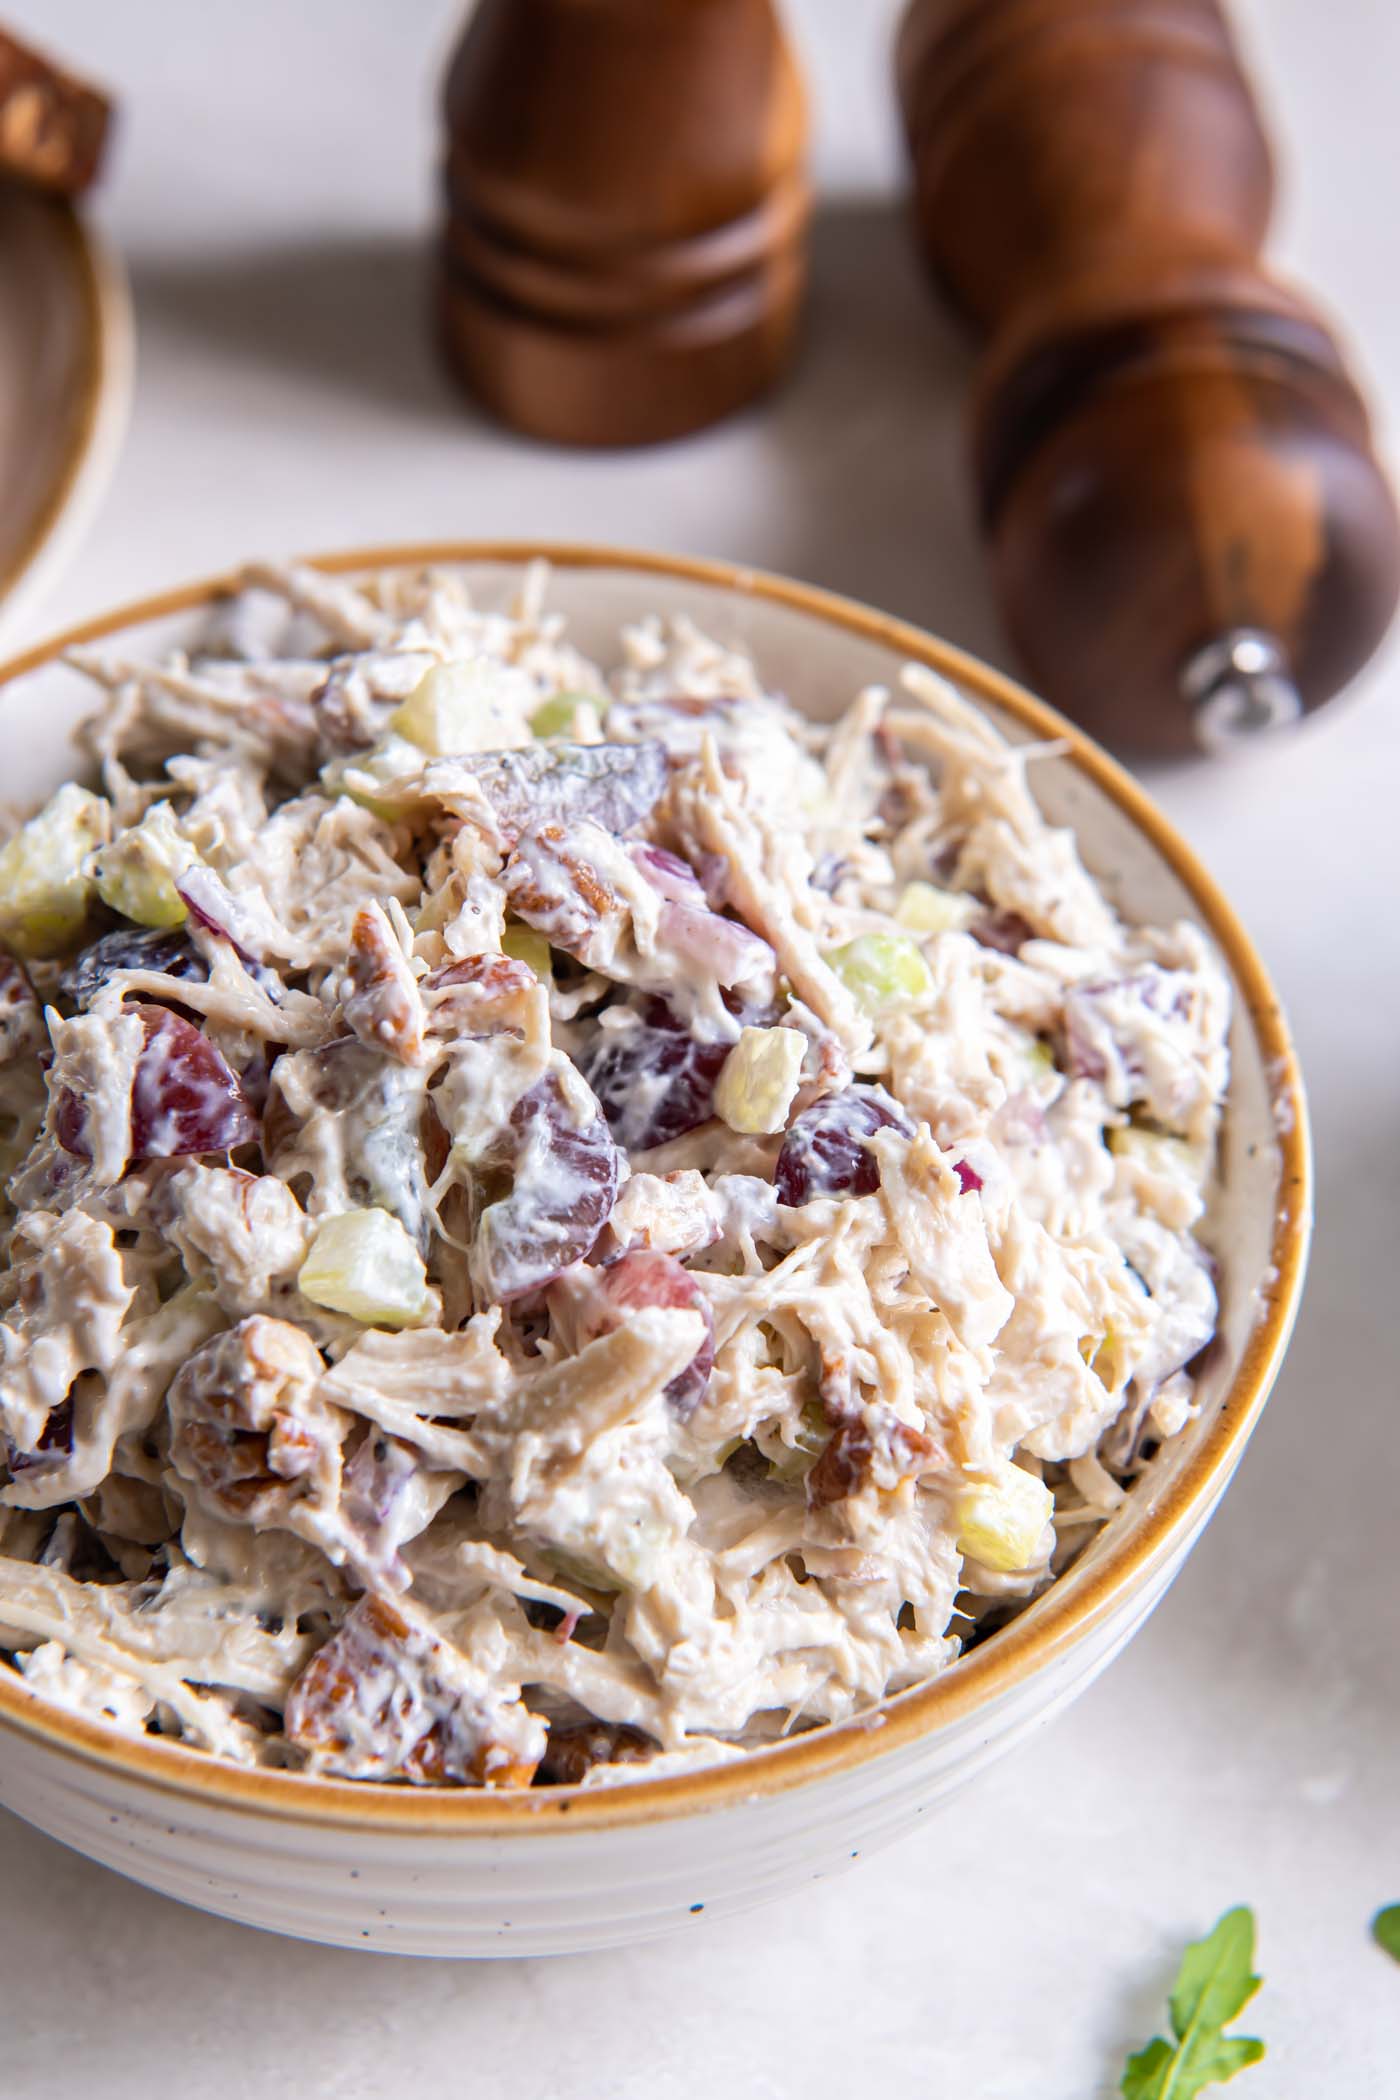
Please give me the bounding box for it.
[898,0,1400,756]
[438,0,809,448]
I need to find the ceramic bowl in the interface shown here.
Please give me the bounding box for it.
[0,190,131,643]
[0,545,1310,1957]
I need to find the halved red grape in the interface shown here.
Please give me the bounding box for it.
[774,1084,915,1206]
[59,927,206,1011]
[57,1003,256,1163]
[596,1247,714,1415]
[694,851,730,911]
[629,839,777,993]
[474,1069,619,1303]
[582,1011,730,1153]
[131,1008,258,1159]
[628,842,708,907]
[655,899,776,1000]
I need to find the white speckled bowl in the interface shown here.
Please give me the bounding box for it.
[0,545,1310,1957]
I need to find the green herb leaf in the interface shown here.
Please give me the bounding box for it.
[1121,1908,1266,2098]
[1121,2039,1175,2099]
[1373,1905,1400,1963]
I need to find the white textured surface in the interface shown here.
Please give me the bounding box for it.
[0,0,1396,2089]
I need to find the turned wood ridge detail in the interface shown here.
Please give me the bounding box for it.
[438,0,809,450]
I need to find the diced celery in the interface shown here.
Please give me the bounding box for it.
[0,783,109,958]
[714,1024,806,1134]
[765,1401,830,1479]
[822,932,935,1014]
[1000,1027,1057,1090]
[797,770,836,820]
[1108,1124,1207,1185]
[893,880,977,937]
[596,1509,673,1591]
[297,1208,437,1328]
[542,1547,619,1597]
[94,802,192,929]
[529,690,593,740]
[389,659,536,756]
[1079,1328,1121,1389]
[501,925,554,981]
[319,733,424,820]
[545,1509,672,1594]
[955,1458,1053,1573]
[666,1435,742,1490]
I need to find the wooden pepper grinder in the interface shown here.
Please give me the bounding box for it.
[898,0,1400,756]
[438,0,809,449]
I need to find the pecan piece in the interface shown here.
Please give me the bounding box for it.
[422,951,538,1039]
[503,819,628,959]
[167,1314,346,1528]
[341,902,425,1064]
[284,1592,543,1787]
[807,1414,936,1510]
[539,1721,655,1786]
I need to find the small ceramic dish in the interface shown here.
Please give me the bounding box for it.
[0,545,1310,1958]
[0,188,131,642]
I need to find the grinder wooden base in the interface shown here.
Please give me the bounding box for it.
[437,226,806,450]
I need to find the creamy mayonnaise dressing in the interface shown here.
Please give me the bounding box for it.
[0,562,1229,1787]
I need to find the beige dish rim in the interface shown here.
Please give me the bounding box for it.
[0,540,1312,1834]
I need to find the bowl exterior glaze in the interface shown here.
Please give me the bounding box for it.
[2,1524,1198,1957]
[0,546,1310,1957]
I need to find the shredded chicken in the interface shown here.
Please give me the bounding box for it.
[0,562,1230,1787]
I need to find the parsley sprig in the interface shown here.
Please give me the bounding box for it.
[1121,1907,1265,2098]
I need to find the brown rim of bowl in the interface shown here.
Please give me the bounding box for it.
[0,201,110,610]
[0,541,1311,1834]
